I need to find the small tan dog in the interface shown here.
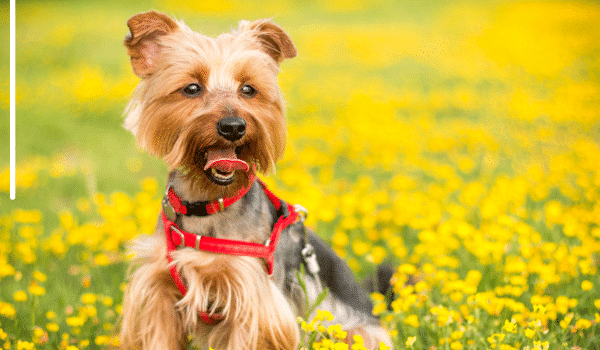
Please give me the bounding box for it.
[119,10,393,350]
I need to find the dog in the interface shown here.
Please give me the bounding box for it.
[118,10,393,350]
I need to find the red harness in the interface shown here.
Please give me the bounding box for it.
[161,174,298,324]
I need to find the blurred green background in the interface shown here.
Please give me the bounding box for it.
[3,0,599,209]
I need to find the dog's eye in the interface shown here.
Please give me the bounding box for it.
[182,83,203,97]
[240,84,257,98]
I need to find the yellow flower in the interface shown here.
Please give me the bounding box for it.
[28,283,45,296]
[524,328,536,339]
[16,340,35,350]
[351,335,367,350]
[94,253,110,266]
[94,336,108,345]
[300,320,315,332]
[33,327,44,338]
[451,331,464,340]
[372,303,387,315]
[581,280,593,291]
[141,177,158,194]
[403,314,420,328]
[560,313,573,329]
[32,270,47,282]
[502,319,517,333]
[405,336,417,348]
[487,333,505,345]
[81,293,97,304]
[316,309,334,322]
[66,316,85,327]
[575,318,592,329]
[102,297,114,307]
[46,323,59,332]
[450,341,463,350]
[0,329,6,340]
[13,290,27,302]
[371,293,385,303]
[414,281,428,293]
[533,304,546,315]
[378,342,391,350]
[0,301,16,318]
[327,324,347,340]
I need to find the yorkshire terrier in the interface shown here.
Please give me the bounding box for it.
[119,10,393,350]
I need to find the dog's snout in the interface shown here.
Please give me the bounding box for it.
[217,116,246,141]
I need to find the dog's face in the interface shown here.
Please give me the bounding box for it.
[124,11,296,195]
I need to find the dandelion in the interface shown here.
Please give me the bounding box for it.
[575,318,592,329]
[13,290,27,302]
[372,303,387,316]
[32,270,47,282]
[0,301,16,318]
[581,280,593,291]
[450,341,463,350]
[28,283,46,296]
[66,316,85,327]
[95,336,108,346]
[102,297,114,307]
[16,340,35,350]
[451,331,464,340]
[81,293,97,304]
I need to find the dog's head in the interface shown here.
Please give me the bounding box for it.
[123,11,296,195]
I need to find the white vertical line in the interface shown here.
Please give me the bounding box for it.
[10,0,16,200]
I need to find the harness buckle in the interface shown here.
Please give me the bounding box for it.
[301,243,320,275]
[293,204,308,222]
[195,234,201,250]
[162,186,177,222]
[170,226,186,248]
[218,198,225,211]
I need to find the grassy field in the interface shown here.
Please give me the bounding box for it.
[2,0,600,349]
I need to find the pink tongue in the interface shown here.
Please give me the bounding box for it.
[204,148,249,173]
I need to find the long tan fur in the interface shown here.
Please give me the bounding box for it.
[121,232,298,350]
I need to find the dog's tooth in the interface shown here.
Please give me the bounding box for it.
[211,168,234,180]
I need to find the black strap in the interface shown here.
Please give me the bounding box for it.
[181,200,211,216]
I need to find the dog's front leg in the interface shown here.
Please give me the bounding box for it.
[120,263,186,350]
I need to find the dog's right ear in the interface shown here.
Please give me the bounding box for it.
[124,10,179,78]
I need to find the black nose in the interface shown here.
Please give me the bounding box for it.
[217,116,246,142]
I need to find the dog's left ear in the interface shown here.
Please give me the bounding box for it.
[243,19,297,64]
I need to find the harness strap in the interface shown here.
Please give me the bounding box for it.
[162,178,298,324]
[166,173,256,216]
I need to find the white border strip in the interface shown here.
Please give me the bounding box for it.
[10,0,16,200]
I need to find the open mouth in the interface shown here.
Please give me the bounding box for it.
[203,147,249,186]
